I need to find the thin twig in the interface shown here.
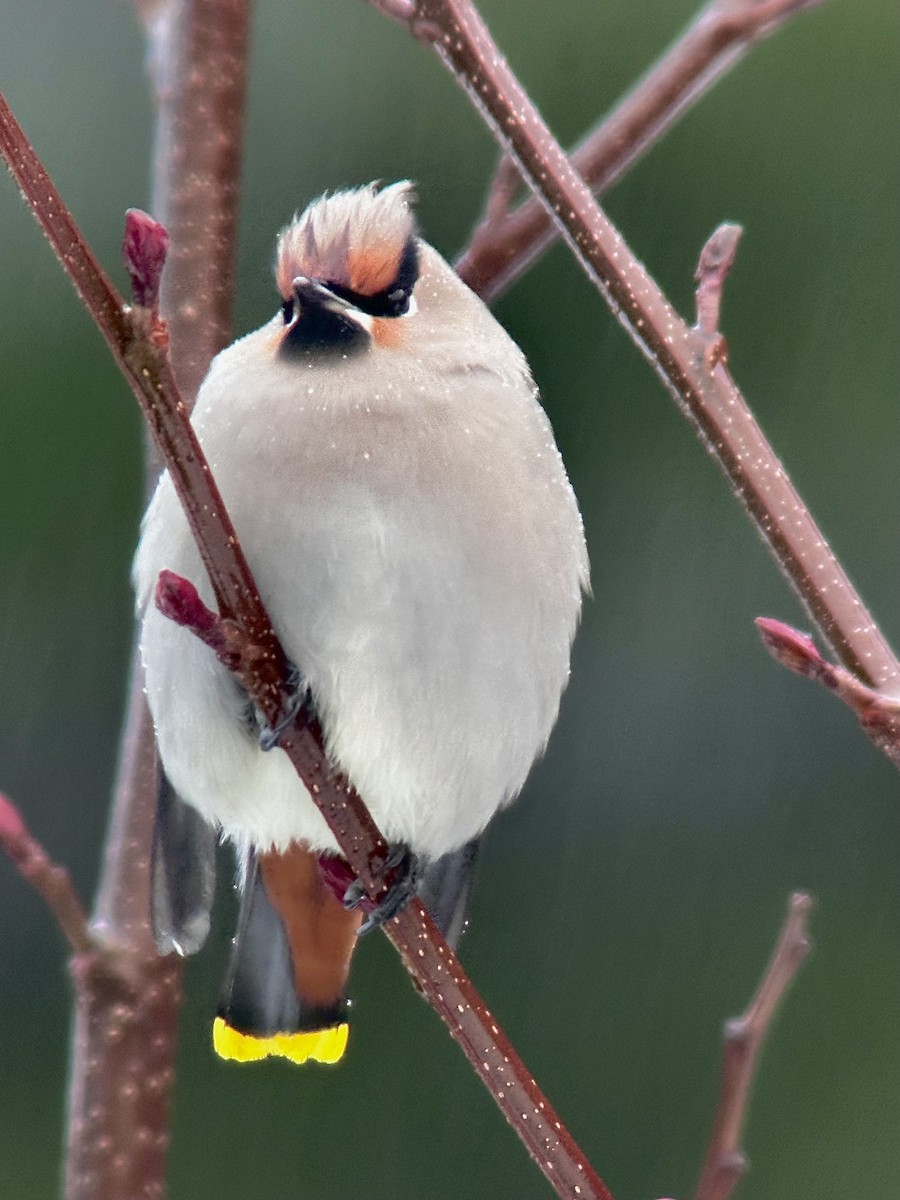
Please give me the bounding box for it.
[385,0,900,723]
[694,893,813,1200]
[0,96,617,1200]
[0,793,93,956]
[756,619,900,770]
[456,0,825,301]
[483,152,522,224]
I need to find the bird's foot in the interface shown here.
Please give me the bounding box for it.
[343,844,420,935]
[257,663,311,751]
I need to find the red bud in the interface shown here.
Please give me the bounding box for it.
[123,208,169,309]
[155,569,216,633]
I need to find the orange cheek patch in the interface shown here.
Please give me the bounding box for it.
[348,242,402,295]
[372,317,405,349]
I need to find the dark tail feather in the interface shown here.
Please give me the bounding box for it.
[151,773,217,956]
[418,835,482,949]
[215,844,361,1065]
[216,849,302,1039]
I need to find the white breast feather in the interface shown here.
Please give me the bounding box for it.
[134,241,589,860]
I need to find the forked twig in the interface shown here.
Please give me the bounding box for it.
[757,619,900,770]
[381,0,900,745]
[0,793,92,956]
[456,0,825,301]
[694,893,813,1200]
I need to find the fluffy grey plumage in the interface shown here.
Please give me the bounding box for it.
[134,183,589,862]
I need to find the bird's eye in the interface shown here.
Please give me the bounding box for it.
[281,298,294,324]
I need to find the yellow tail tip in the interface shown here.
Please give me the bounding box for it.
[213,1017,349,1065]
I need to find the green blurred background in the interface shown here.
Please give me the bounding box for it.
[1,2,898,1197]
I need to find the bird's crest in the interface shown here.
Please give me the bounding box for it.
[276,181,417,302]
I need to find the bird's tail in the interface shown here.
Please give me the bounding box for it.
[215,843,362,1065]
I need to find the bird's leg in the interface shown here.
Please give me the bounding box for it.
[254,661,312,751]
[343,843,421,935]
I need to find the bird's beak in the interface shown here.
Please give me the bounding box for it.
[291,275,374,333]
[291,275,333,309]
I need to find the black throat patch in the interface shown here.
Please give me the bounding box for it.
[279,303,371,360]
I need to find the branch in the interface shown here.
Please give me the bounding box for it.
[456,0,825,302]
[382,0,900,735]
[139,0,251,407]
[0,6,252,1200]
[0,793,92,956]
[0,92,616,1200]
[694,893,813,1200]
[481,152,522,224]
[756,619,900,770]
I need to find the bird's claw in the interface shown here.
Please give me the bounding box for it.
[343,844,420,935]
[257,663,309,751]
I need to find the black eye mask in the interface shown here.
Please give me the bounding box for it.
[324,235,420,319]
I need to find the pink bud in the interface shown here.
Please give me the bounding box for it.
[0,793,28,842]
[155,569,216,633]
[755,617,823,680]
[123,208,169,309]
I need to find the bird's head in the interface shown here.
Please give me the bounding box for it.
[275,181,420,356]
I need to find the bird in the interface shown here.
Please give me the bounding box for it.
[133,180,589,1065]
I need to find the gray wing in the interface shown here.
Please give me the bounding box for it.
[151,773,217,956]
[417,836,482,950]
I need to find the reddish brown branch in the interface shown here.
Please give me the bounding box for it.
[392,898,615,1200]
[482,152,522,224]
[694,893,813,1200]
[388,0,900,721]
[456,0,824,302]
[0,793,92,956]
[0,6,252,1200]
